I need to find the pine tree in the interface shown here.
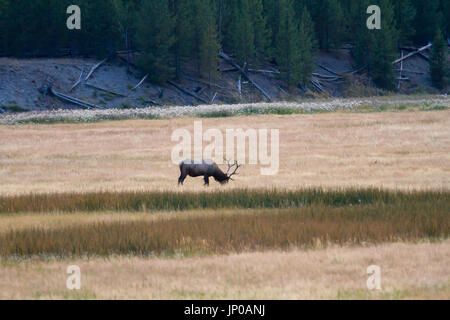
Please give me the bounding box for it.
[199,16,221,87]
[354,0,398,90]
[2,0,66,56]
[136,0,175,84]
[297,7,315,86]
[173,0,195,77]
[370,0,399,90]
[325,0,345,51]
[344,0,369,47]
[229,0,255,65]
[430,28,448,89]
[263,0,281,55]
[294,2,317,50]
[394,0,416,45]
[0,0,7,53]
[443,0,450,38]
[250,0,270,61]
[114,0,140,71]
[72,0,119,57]
[307,0,344,51]
[276,0,302,88]
[412,0,440,44]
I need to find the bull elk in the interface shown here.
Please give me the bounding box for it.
[178,159,241,186]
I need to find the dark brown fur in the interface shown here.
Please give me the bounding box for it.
[178,159,234,186]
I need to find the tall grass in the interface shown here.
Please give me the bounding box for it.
[0,188,448,214]
[1,200,448,258]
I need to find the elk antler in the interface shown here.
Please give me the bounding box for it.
[225,159,241,180]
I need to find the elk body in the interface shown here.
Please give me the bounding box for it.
[178,159,240,186]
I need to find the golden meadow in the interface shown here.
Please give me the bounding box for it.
[0,188,448,258]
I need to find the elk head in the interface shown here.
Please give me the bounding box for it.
[223,159,241,183]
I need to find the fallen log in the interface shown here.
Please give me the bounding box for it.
[131,74,149,91]
[211,92,218,103]
[220,67,239,72]
[167,80,208,104]
[70,69,84,92]
[143,98,160,106]
[118,55,137,67]
[316,63,341,77]
[398,50,404,89]
[278,85,288,95]
[399,46,420,51]
[312,73,340,79]
[219,51,272,101]
[182,74,227,89]
[417,52,430,61]
[50,88,105,109]
[394,68,424,74]
[248,69,280,74]
[116,50,140,55]
[344,66,366,75]
[319,77,342,82]
[238,75,242,101]
[393,43,432,64]
[85,58,107,81]
[311,79,324,93]
[85,83,127,97]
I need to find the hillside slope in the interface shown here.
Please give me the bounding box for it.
[0,48,448,112]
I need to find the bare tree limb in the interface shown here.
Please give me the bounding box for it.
[393,43,432,64]
[50,88,105,109]
[85,83,127,97]
[315,63,341,77]
[85,58,107,81]
[248,69,280,74]
[131,74,149,90]
[167,80,208,104]
[70,69,84,92]
[219,51,272,101]
[211,92,218,103]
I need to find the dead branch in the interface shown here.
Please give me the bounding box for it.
[398,50,404,89]
[70,69,84,92]
[220,67,239,72]
[344,66,366,75]
[219,51,272,101]
[167,80,208,104]
[316,63,341,77]
[393,43,432,64]
[310,79,324,93]
[394,69,424,74]
[278,85,289,95]
[85,83,127,97]
[248,69,280,74]
[238,75,242,101]
[417,52,430,61]
[211,92,218,103]
[50,88,105,109]
[312,73,340,79]
[85,58,107,81]
[131,74,149,90]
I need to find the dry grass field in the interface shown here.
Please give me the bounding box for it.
[0,110,449,195]
[1,241,448,299]
[0,105,449,300]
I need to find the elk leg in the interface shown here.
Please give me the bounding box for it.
[178,173,187,186]
[203,175,210,186]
